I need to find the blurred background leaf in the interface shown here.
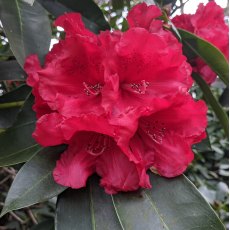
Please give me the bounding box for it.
[0,0,51,67]
[1,146,67,217]
[38,0,110,33]
[0,94,41,167]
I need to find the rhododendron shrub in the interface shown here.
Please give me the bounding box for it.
[172,1,229,84]
[0,0,228,228]
[24,3,207,194]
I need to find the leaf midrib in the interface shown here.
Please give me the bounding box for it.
[144,191,170,230]
[110,191,170,230]
[2,170,53,216]
[15,0,26,66]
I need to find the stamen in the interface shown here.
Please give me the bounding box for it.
[83,82,102,96]
[140,121,166,144]
[123,80,150,94]
[86,134,110,156]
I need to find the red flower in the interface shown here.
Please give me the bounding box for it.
[53,131,151,194]
[24,3,207,194]
[127,2,162,31]
[172,1,229,84]
[123,94,207,177]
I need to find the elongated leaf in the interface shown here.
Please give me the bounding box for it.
[0,60,26,80]
[0,85,30,128]
[192,72,229,137]
[38,0,110,33]
[0,94,41,166]
[56,177,122,230]
[179,29,229,85]
[0,146,67,217]
[0,85,30,103]
[56,174,224,230]
[0,0,51,67]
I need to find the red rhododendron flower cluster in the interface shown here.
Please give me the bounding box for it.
[172,1,229,84]
[24,3,207,194]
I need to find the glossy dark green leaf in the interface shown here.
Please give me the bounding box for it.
[179,29,229,85]
[192,72,229,137]
[0,85,30,128]
[56,174,224,230]
[0,60,26,81]
[0,94,41,166]
[0,85,30,103]
[0,0,51,67]
[56,177,121,230]
[38,0,110,33]
[0,146,67,217]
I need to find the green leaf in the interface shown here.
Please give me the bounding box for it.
[56,174,225,230]
[0,60,26,80]
[56,177,121,230]
[0,85,30,128]
[0,94,41,166]
[38,0,110,33]
[0,0,51,67]
[178,29,229,85]
[0,146,67,217]
[192,72,229,137]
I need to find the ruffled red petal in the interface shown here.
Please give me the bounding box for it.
[143,94,207,142]
[24,54,41,87]
[127,3,162,30]
[54,13,96,39]
[53,133,96,188]
[121,94,206,176]
[150,133,194,177]
[97,141,150,194]
[129,131,194,178]
[24,55,52,118]
[33,113,64,146]
[60,114,116,141]
[53,132,151,193]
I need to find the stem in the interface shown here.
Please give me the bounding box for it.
[0,101,24,109]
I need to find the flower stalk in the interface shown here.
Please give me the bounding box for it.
[0,101,24,109]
